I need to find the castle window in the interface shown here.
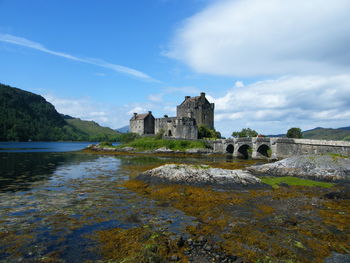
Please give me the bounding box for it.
[168,130,172,136]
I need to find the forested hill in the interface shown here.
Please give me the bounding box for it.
[0,83,120,141]
[302,127,350,141]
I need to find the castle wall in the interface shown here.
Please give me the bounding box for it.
[155,117,198,139]
[155,117,177,136]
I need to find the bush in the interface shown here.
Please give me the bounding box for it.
[100,141,113,147]
[119,137,208,151]
[155,129,165,139]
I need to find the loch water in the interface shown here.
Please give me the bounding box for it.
[0,142,256,262]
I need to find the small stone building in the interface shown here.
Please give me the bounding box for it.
[129,111,155,135]
[130,93,214,139]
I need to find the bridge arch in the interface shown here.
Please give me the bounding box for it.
[226,144,234,154]
[257,144,271,158]
[237,144,252,159]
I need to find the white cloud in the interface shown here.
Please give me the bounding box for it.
[0,33,157,81]
[148,93,164,102]
[209,74,350,136]
[44,94,131,129]
[166,0,350,76]
[127,106,149,115]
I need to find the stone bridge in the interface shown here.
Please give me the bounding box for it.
[208,138,350,159]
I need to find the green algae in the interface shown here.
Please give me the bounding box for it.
[96,226,187,263]
[260,176,335,189]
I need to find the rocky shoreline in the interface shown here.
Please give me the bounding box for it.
[248,154,350,181]
[87,144,350,183]
[85,144,214,155]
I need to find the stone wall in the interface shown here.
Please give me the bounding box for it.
[274,138,350,158]
[130,119,144,135]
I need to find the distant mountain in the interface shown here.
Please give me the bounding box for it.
[116,125,129,133]
[338,126,350,131]
[302,127,350,141]
[267,126,350,141]
[0,83,120,141]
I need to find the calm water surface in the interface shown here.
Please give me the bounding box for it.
[0,141,94,152]
[0,142,253,262]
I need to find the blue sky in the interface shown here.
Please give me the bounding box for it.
[1,0,350,136]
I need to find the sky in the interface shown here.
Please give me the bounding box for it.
[1,0,350,137]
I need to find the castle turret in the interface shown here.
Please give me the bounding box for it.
[176,92,214,129]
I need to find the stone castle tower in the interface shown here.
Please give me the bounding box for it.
[177,92,214,129]
[130,92,214,139]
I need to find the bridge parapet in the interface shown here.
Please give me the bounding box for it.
[212,137,350,159]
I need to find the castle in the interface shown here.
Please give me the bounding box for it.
[130,92,214,139]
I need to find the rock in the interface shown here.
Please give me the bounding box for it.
[197,236,206,243]
[154,147,174,153]
[170,255,180,261]
[204,244,212,251]
[324,252,350,263]
[136,164,263,188]
[324,187,350,199]
[186,148,212,154]
[247,154,350,181]
[120,146,135,152]
[177,236,185,247]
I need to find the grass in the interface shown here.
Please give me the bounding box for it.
[261,176,335,189]
[118,137,208,151]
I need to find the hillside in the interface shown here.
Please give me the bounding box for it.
[65,118,120,141]
[303,127,350,141]
[0,83,120,141]
[268,127,350,141]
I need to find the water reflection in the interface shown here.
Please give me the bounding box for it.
[0,152,99,192]
[0,141,94,152]
[0,152,198,262]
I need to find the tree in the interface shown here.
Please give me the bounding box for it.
[231,128,258,138]
[287,127,302,138]
[198,125,221,139]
